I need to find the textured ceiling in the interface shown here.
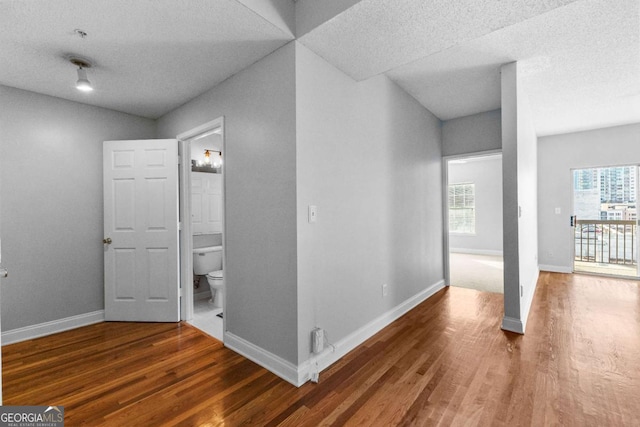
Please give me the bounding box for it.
[0,0,294,118]
[298,0,582,80]
[387,0,640,135]
[2,0,638,136]
[300,0,640,136]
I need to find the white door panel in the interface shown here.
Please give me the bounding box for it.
[104,139,179,322]
[191,172,222,234]
[191,174,204,233]
[207,173,223,232]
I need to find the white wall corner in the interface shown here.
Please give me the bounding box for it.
[539,264,572,274]
[2,310,105,346]
[298,279,446,386]
[519,268,540,333]
[224,332,305,387]
[501,268,539,335]
[236,0,295,37]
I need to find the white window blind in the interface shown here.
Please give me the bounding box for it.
[449,183,475,234]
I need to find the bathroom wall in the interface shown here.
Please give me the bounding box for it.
[193,234,223,248]
[295,43,444,364]
[0,85,156,332]
[157,43,299,364]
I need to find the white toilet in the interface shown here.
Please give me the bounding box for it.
[192,245,224,308]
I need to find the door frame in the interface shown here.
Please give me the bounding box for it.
[442,149,503,287]
[177,117,226,323]
[570,163,640,277]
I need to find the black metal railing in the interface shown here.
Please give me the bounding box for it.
[575,219,637,265]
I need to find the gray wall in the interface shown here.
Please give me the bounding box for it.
[157,43,299,364]
[295,43,444,363]
[0,85,156,331]
[296,0,362,36]
[501,62,539,334]
[538,123,640,272]
[442,109,501,156]
[448,156,503,254]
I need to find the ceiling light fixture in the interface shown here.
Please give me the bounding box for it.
[70,58,93,92]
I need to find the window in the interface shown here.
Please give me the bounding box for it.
[449,183,475,234]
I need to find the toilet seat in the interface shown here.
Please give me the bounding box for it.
[207,270,223,280]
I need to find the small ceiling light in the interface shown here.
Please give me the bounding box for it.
[70,58,93,92]
[204,149,223,168]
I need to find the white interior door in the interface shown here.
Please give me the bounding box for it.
[103,139,180,322]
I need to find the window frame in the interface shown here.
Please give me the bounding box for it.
[448,182,476,235]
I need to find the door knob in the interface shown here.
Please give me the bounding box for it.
[0,268,7,278]
[103,237,112,244]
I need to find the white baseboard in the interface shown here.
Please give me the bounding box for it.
[2,310,105,345]
[501,316,524,334]
[501,268,539,335]
[450,248,503,256]
[539,264,572,274]
[224,280,446,387]
[194,291,212,301]
[300,279,446,385]
[224,332,303,387]
[520,268,540,333]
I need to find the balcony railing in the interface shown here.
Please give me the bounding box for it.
[575,219,637,266]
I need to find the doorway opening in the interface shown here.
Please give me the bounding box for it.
[178,118,226,341]
[444,152,504,294]
[572,165,638,278]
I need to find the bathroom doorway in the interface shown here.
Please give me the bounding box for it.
[178,118,226,341]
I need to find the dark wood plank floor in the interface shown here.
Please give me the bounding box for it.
[3,272,640,426]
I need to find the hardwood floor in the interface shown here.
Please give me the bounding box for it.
[3,272,639,426]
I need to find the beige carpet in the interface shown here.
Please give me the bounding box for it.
[449,252,504,294]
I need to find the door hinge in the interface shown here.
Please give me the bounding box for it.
[177,155,181,165]
[178,222,182,231]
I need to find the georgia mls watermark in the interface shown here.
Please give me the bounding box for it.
[0,406,64,427]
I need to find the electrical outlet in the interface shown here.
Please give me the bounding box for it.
[308,205,317,223]
[382,283,388,297]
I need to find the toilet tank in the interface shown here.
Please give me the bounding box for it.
[192,246,223,275]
